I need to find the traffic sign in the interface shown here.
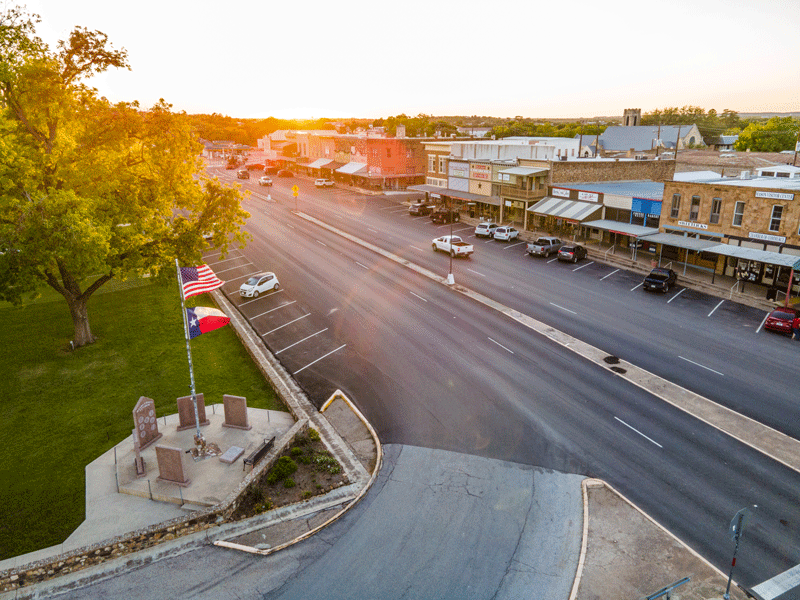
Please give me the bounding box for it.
[292,185,299,197]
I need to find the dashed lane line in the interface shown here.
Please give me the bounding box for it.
[488,337,514,354]
[294,210,800,475]
[614,417,663,448]
[678,356,724,376]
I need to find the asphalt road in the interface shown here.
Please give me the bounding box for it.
[119,168,800,590]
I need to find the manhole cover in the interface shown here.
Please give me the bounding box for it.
[603,356,621,365]
[610,366,627,374]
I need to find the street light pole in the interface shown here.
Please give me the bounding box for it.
[724,505,757,600]
[447,199,454,285]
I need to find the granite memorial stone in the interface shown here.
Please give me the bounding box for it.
[222,394,251,430]
[155,445,190,487]
[176,393,210,431]
[133,396,162,451]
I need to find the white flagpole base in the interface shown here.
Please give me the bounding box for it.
[446,274,455,285]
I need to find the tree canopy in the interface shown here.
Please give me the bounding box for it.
[0,8,249,347]
[735,116,799,152]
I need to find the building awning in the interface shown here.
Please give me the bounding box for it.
[337,162,368,175]
[499,166,549,176]
[638,232,719,251]
[407,185,502,206]
[528,197,602,222]
[581,219,660,237]
[308,158,335,169]
[703,244,800,269]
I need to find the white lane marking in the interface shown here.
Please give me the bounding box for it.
[355,261,369,270]
[678,356,724,376]
[388,208,408,213]
[601,268,619,281]
[572,261,593,271]
[239,291,285,306]
[484,238,495,244]
[286,223,295,229]
[294,344,347,375]
[503,241,526,250]
[631,282,644,291]
[410,245,424,252]
[452,226,473,233]
[410,291,427,302]
[550,302,577,315]
[251,300,295,318]
[275,328,328,355]
[467,268,485,277]
[367,227,378,233]
[667,288,686,303]
[206,256,244,266]
[614,417,663,448]
[488,337,514,354]
[216,264,254,275]
[708,299,725,317]
[547,257,559,263]
[316,240,328,247]
[379,205,401,210]
[756,313,769,333]
[262,314,311,335]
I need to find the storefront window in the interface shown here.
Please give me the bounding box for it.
[709,198,721,224]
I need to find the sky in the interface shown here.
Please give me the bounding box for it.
[18,0,800,121]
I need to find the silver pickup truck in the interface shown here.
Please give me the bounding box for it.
[526,236,563,257]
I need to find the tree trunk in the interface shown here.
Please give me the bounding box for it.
[67,295,95,347]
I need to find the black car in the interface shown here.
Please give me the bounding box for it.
[409,202,434,216]
[277,169,293,178]
[557,244,587,263]
[430,207,460,224]
[643,267,677,292]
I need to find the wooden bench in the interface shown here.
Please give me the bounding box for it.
[243,436,275,471]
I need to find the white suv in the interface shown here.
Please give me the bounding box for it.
[315,179,334,188]
[239,272,280,298]
[493,226,519,242]
[474,222,498,238]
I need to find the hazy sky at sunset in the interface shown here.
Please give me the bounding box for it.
[22,0,800,120]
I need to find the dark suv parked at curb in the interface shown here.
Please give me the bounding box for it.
[643,268,677,293]
[430,207,460,224]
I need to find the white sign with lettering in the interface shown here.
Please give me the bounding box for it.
[755,190,794,201]
[578,191,599,202]
[749,231,786,243]
[552,188,570,198]
[678,221,709,230]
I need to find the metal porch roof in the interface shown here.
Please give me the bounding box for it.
[528,197,602,222]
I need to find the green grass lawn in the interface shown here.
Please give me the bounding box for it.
[0,278,285,560]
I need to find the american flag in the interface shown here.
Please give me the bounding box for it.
[179,264,224,299]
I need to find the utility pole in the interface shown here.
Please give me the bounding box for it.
[579,121,584,158]
[656,122,662,157]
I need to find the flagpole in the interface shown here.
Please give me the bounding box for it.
[175,258,203,442]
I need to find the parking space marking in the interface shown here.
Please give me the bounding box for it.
[708,299,725,317]
[756,313,769,333]
[503,241,526,250]
[410,245,424,252]
[216,264,255,275]
[294,344,347,375]
[678,356,724,376]
[251,300,296,318]
[547,257,559,263]
[667,288,686,303]
[286,223,295,229]
[488,337,514,354]
[452,226,473,234]
[316,240,328,247]
[467,268,486,277]
[367,227,378,233]
[207,256,245,266]
[275,328,328,355]
[550,302,577,315]
[410,291,428,302]
[572,261,593,271]
[379,205,400,210]
[355,261,370,270]
[600,268,619,281]
[614,417,663,448]
[239,291,285,306]
[484,238,495,244]
[262,314,311,335]
[631,282,644,291]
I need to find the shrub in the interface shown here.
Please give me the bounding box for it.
[308,428,320,441]
[283,478,295,488]
[266,456,298,484]
[290,446,303,456]
[302,491,312,500]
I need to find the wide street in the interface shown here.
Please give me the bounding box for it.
[206,168,800,585]
[53,167,800,597]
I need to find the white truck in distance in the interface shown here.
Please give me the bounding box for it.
[432,235,474,258]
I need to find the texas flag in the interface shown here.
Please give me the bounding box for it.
[187,306,231,339]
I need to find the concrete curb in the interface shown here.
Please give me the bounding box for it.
[214,389,383,556]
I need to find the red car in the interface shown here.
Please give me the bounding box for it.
[764,307,798,335]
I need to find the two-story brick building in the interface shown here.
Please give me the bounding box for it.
[658,166,800,291]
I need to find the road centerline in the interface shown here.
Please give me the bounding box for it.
[614,417,663,448]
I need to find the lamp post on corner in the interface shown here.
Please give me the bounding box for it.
[447,198,455,285]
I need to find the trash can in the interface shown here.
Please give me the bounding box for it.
[766,287,777,301]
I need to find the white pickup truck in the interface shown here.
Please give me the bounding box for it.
[432,235,474,258]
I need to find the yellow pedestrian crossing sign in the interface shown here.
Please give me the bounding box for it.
[292,185,299,197]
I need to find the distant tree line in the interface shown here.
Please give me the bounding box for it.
[371,114,459,137]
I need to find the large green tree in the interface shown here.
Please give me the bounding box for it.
[735,117,799,152]
[0,8,249,347]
